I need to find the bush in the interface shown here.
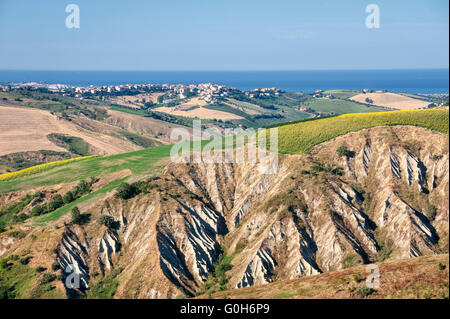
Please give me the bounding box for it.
[356,286,375,298]
[47,194,64,212]
[8,230,26,239]
[31,205,47,216]
[343,254,362,268]
[115,183,140,200]
[352,273,363,283]
[51,261,61,271]
[72,180,91,198]
[337,145,350,157]
[35,266,46,273]
[19,256,32,265]
[71,206,82,224]
[41,273,57,283]
[63,191,75,204]
[14,213,28,223]
[98,215,115,229]
[426,204,437,221]
[0,259,10,270]
[438,263,446,271]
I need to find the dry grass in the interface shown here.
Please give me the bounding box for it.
[154,106,244,120]
[198,254,449,299]
[0,105,141,156]
[350,93,431,110]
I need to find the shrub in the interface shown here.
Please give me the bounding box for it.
[35,266,46,273]
[51,261,61,271]
[343,254,362,268]
[235,240,248,255]
[72,180,91,198]
[0,259,10,269]
[71,206,82,224]
[337,145,350,157]
[41,273,57,283]
[426,204,437,221]
[98,215,115,229]
[47,194,64,212]
[438,263,446,271]
[14,213,28,223]
[63,191,75,204]
[352,273,363,283]
[31,205,47,216]
[356,286,375,298]
[8,230,26,239]
[115,183,139,200]
[19,256,32,265]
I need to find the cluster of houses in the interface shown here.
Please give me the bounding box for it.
[244,87,281,98]
[1,82,70,93]
[312,90,334,99]
[70,82,234,104]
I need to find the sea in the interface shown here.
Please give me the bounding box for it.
[0,69,448,94]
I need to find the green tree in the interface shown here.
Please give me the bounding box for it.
[115,183,139,200]
[31,205,47,216]
[63,191,75,204]
[47,194,64,212]
[98,215,115,229]
[71,206,82,225]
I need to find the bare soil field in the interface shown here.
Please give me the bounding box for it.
[0,104,140,156]
[105,109,192,142]
[154,105,244,120]
[350,92,431,110]
[175,97,208,109]
[108,93,164,108]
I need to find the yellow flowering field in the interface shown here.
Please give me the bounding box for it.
[270,109,449,154]
[0,155,99,181]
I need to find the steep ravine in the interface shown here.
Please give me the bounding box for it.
[1,126,448,298]
[57,126,450,297]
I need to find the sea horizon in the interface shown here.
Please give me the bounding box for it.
[0,69,448,94]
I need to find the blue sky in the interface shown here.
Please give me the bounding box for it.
[0,0,448,70]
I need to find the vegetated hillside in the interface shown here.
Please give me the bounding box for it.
[270,109,449,154]
[198,254,449,299]
[0,121,448,299]
[0,101,174,173]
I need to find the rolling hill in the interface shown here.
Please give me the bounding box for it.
[0,106,448,300]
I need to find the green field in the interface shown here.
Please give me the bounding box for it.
[0,145,173,194]
[271,109,449,154]
[300,98,385,114]
[323,90,361,99]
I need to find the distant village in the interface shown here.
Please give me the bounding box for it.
[1,82,447,113]
[0,82,283,105]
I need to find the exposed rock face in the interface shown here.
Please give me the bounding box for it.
[57,229,90,296]
[4,126,444,299]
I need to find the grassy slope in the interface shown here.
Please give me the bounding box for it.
[301,98,385,114]
[323,90,361,99]
[0,145,172,194]
[271,109,449,154]
[198,254,449,299]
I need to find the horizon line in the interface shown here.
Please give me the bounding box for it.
[0,68,449,72]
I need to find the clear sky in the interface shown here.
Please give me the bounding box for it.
[0,0,448,70]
